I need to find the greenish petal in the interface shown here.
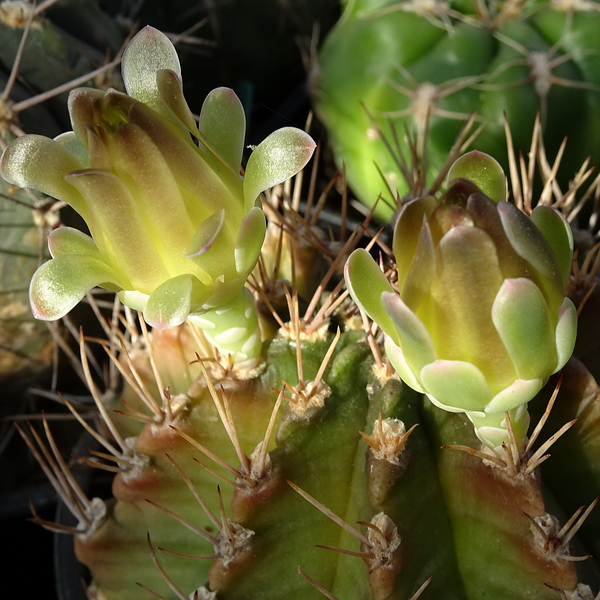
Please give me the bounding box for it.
[485,378,544,413]
[127,102,245,224]
[400,213,436,311]
[144,274,207,330]
[530,205,573,291]
[29,255,121,321]
[203,276,246,310]
[447,151,506,203]
[234,207,266,276]
[65,169,170,291]
[155,68,200,133]
[185,212,237,285]
[48,227,100,259]
[383,336,425,393]
[497,201,563,292]
[185,209,225,257]
[107,122,198,274]
[118,290,150,312]
[431,225,510,386]
[344,249,398,343]
[491,277,557,380]
[381,291,437,375]
[243,127,316,210]
[122,26,182,120]
[0,134,86,214]
[420,359,493,413]
[67,88,105,149]
[554,297,577,372]
[199,87,246,171]
[54,132,90,167]
[393,195,437,289]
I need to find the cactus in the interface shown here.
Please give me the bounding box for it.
[313,0,600,221]
[2,15,600,600]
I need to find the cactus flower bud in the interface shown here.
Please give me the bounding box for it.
[0,26,315,363]
[345,160,577,452]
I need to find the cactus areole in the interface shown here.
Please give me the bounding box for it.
[0,26,316,363]
[346,153,577,452]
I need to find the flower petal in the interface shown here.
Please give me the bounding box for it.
[420,359,493,413]
[234,207,266,276]
[0,135,86,212]
[381,291,437,375]
[393,195,437,286]
[429,225,511,387]
[243,127,316,210]
[118,290,150,312]
[344,249,398,343]
[127,101,245,224]
[48,227,100,259]
[497,201,562,293]
[485,378,544,413]
[199,87,246,171]
[530,205,573,291]
[54,131,89,167]
[447,151,506,203]
[122,26,182,120]
[65,169,171,291]
[185,209,225,257]
[155,68,199,133]
[30,255,121,321]
[491,277,557,380]
[67,87,106,149]
[554,297,577,372]
[384,336,425,393]
[144,274,207,330]
[400,213,436,310]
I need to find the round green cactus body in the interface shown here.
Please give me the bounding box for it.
[315,0,600,221]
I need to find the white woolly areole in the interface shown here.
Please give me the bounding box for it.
[562,584,596,600]
[531,513,571,561]
[369,418,408,465]
[190,587,218,600]
[248,441,272,481]
[215,521,254,566]
[120,437,151,483]
[369,512,402,559]
[289,379,332,418]
[281,319,330,342]
[78,497,107,540]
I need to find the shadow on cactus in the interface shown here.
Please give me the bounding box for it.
[2,19,600,600]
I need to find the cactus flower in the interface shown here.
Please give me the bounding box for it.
[345,159,577,452]
[0,26,315,363]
